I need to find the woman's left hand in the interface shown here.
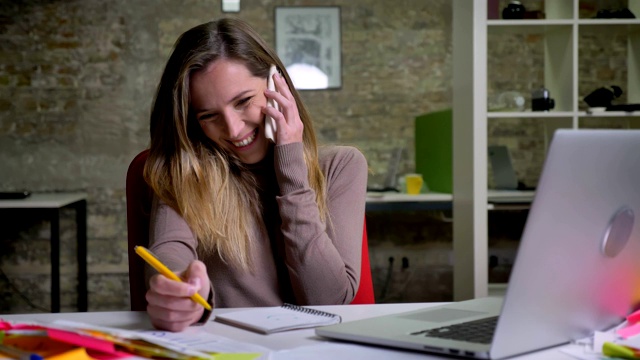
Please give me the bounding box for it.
[263,72,304,145]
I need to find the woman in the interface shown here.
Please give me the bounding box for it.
[142,18,368,331]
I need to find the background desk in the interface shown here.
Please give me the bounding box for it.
[0,303,576,359]
[0,193,88,312]
[365,190,535,212]
[365,190,535,300]
[366,192,453,211]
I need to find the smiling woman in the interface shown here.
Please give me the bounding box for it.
[140,18,368,332]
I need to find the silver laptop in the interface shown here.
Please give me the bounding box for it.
[317,129,640,359]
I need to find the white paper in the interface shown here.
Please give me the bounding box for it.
[593,330,618,351]
[559,322,628,360]
[214,305,340,333]
[271,343,440,360]
[141,328,271,355]
[560,346,603,360]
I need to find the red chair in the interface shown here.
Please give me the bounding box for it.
[350,222,375,304]
[126,150,154,311]
[126,150,374,311]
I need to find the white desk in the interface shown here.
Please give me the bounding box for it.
[366,190,535,211]
[366,192,453,211]
[0,304,576,359]
[0,192,88,312]
[364,188,534,287]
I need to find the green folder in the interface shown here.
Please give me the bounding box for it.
[414,108,452,193]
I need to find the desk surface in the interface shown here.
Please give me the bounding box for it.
[0,303,576,359]
[365,190,535,212]
[366,190,535,203]
[0,192,87,208]
[366,192,453,203]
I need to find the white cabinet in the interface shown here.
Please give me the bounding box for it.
[452,0,640,301]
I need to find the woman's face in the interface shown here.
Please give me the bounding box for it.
[190,59,270,164]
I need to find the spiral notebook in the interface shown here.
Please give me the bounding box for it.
[214,304,342,334]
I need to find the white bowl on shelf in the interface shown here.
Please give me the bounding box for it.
[587,107,606,113]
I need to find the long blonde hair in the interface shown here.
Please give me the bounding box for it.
[145,18,327,270]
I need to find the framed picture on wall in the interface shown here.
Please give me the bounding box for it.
[275,6,342,90]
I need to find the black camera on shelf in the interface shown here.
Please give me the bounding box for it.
[531,87,555,111]
[502,0,525,19]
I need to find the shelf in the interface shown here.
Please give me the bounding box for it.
[487,20,575,26]
[488,111,575,119]
[487,24,573,112]
[489,111,640,118]
[577,19,640,26]
[578,21,640,36]
[579,111,640,117]
[487,20,574,34]
[487,20,574,35]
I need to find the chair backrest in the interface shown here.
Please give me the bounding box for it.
[126,149,153,311]
[350,220,375,304]
[125,150,375,310]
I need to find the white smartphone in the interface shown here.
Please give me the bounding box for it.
[265,65,279,142]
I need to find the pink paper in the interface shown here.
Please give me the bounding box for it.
[47,329,116,354]
[628,309,640,324]
[0,320,46,331]
[617,322,640,339]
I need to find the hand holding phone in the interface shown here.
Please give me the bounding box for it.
[265,65,280,142]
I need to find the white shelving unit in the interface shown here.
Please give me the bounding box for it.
[452,0,640,301]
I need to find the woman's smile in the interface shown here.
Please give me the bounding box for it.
[230,128,259,148]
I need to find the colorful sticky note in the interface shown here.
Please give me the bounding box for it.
[46,347,93,360]
[46,329,116,354]
[628,309,640,325]
[619,323,640,339]
[2,336,77,358]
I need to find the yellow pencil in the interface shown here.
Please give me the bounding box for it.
[134,245,212,311]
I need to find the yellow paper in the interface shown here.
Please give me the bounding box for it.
[46,348,93,360]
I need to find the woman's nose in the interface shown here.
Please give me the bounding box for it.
[222,113,244,138]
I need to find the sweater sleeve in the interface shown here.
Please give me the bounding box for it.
[148,197,198,273]
[148,197,217,312]
[274,143,368,304]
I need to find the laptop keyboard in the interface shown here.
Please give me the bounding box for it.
[410,316,498,344]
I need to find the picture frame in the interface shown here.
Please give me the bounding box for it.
[275,6,342,90]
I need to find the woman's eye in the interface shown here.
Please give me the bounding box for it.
[198,114,218,122]
[236,97,252,108]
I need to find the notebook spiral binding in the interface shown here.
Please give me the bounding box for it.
[282,303,342,321]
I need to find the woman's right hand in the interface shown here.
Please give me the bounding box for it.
[145,260,211,332]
